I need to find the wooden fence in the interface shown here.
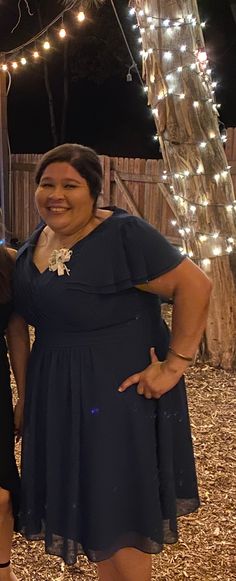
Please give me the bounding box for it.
[9,154,181,244]
[8,127,236,243]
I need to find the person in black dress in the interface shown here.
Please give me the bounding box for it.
[0,239,29,581]
[14,144,212,581]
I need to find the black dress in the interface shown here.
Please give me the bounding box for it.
[0,300,20,516]
[14,208,199,564]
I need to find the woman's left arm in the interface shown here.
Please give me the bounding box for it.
[6,313,30,438]
[6,248,30,436]
[118,258,212,398]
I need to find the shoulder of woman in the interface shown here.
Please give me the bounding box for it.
[6,247,17,261]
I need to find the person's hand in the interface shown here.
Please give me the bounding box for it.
[118,347,182,399]
[14,398,24,441]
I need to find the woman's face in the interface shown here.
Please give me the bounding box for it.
[35,162,94,235]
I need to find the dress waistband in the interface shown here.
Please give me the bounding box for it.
[34,313,154,348]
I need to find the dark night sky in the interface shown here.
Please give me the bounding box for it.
[1,0,236,157]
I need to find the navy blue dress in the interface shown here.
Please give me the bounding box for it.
[14,208,199,564]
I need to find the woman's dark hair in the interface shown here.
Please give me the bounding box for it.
[35,143,103,204]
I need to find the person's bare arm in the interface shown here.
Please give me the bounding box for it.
[118,258,212,398]
[5,247,30,435]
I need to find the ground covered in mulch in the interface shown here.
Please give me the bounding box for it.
[11,351,235,580]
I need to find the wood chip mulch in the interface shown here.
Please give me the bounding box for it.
[10,336,235,580]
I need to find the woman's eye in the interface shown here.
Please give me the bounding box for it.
[64,184,77,189]
[40,183,53,188]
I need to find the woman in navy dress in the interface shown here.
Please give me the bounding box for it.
[0,239,29,581]
[14,144,212,581]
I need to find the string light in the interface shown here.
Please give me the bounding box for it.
[43,40,50,50]
[59,27,66,39]
[131,1,234,253]
[0,2,85,71]
[77,11,85,22]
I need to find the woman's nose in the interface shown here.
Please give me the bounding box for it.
[47,185,65,198]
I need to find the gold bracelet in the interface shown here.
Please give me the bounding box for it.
[168,347,193,362]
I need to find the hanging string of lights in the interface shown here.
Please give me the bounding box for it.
[128,5,236,264]
[0,1,85,69]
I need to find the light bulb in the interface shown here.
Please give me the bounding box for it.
[171,220,177,226]
[59,28,66,38]
[163,19,170,27]
[164,51,172,60]
[77,11,85,22]
[193,101,199,108]
[190,205,196,213]
[199,235,207,242]
[213,246,221,256]
[200,142,207,148]
[150,74,155,83]
[33,50,39,59]
[12,61,18,69]
[180,44,187,52]
[129,8,135,15]
[228,237,234,243]
[202,258,211,269]
[197,50,207,63]
[177,66,183,72]
[2,64,8,71]
[179,93,185,100]
[226,245,233,253]
[21,57,27,65]
[43,41,50,50]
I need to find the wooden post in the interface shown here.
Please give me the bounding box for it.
[133,0,236,368]
[0,70,9,232]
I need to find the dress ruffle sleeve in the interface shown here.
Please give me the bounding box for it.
[65,213,186,294]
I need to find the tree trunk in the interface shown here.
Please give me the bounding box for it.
[132,0,236,368]
[36,2,58,147]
